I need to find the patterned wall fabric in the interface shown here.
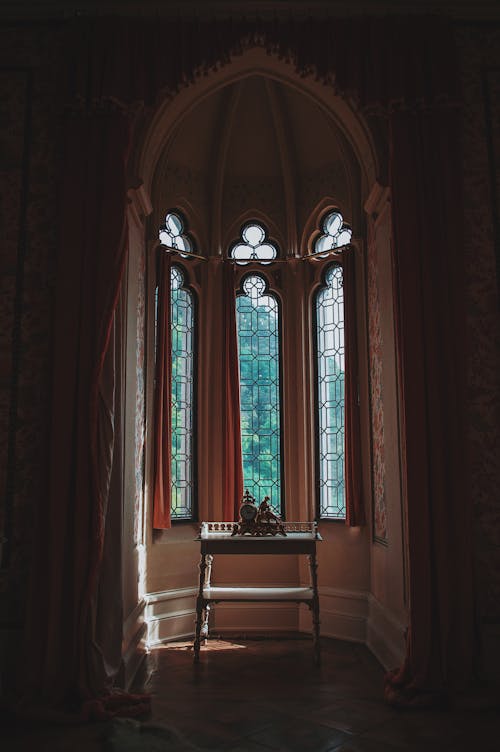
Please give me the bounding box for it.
[457,26,500,623]
[134,243,146,544]
[0,27,62,620]
[367,232,387,542]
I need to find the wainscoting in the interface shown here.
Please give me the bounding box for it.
[144,586,406,669]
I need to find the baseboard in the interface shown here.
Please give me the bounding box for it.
[366,594,406,670]
[143,585,407,672]
[302,586,368,643]
[145,588,198,646]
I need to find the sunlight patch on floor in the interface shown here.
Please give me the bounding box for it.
[153,639,247,652]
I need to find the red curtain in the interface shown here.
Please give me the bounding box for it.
[385,108,475,703]
[152,250,172,529]
[222,262,244,520]
[343,250,365,527]
[22,109,132,705]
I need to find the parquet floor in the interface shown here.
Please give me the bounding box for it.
[3,636,500,750]
[143,636,500,751]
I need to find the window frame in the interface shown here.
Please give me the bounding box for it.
[313,260,346,522]
[235,269,285,517]
[169,262,198,524]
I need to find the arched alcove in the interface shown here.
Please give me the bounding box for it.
[128,47,406,667]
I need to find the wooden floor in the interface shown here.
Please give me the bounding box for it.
[3,636,500,750]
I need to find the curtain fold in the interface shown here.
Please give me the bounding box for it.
[152,250,172,529]
[343,250,365,527]
[385,107,474,703]
[22,108,132,705]
[222,262,244,521]
[85,297,123,696]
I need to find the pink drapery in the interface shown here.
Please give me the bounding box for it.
[222,262,244,520]
[152,250,173,529]
[23,13,474,710]
[343,250,365,527]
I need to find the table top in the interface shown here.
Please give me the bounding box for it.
[196,522,322,554]
[197,521,322,540]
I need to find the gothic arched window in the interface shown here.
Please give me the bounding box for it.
[236,273,282,514]
[315,264,345,519]
[170,265,196,520]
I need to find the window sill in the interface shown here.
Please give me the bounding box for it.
[153,523,199,544]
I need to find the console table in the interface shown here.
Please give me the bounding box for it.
[193,521,322,664]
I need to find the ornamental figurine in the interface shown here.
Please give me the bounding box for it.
[256,497,286,536]
[232,491,286,536]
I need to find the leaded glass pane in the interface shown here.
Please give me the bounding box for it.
[159,211,193,257]
[230,222,278,265]
[316,265,345,519]
[236,275,282,514]
[314,210,352,256]
[170,265,195,520]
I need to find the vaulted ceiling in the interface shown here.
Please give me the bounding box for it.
[153,74,360,255]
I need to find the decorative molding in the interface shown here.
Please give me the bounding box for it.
[146,587,198,604]
[143,585,406,670]
[127,182,153,228]
[303,586,368,643]
[210,83,241,255]
[265,78,297,254]
[364,181,390,226]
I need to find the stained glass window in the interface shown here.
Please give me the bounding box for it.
[236,274,282,514]
[170,265,196,520]
[314,210,352,256]
[159,211,193,256]
[230,222,277,264]
[315,264,345,519]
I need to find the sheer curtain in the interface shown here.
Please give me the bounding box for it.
[222,261,244,521]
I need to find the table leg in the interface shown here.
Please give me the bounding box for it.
[308,551,321,666]
[201,602,211,639]
[193,552,207,663]
[200,554,213,641]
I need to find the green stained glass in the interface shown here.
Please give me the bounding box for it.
[236,274,282,514]
[170,266,195,520]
